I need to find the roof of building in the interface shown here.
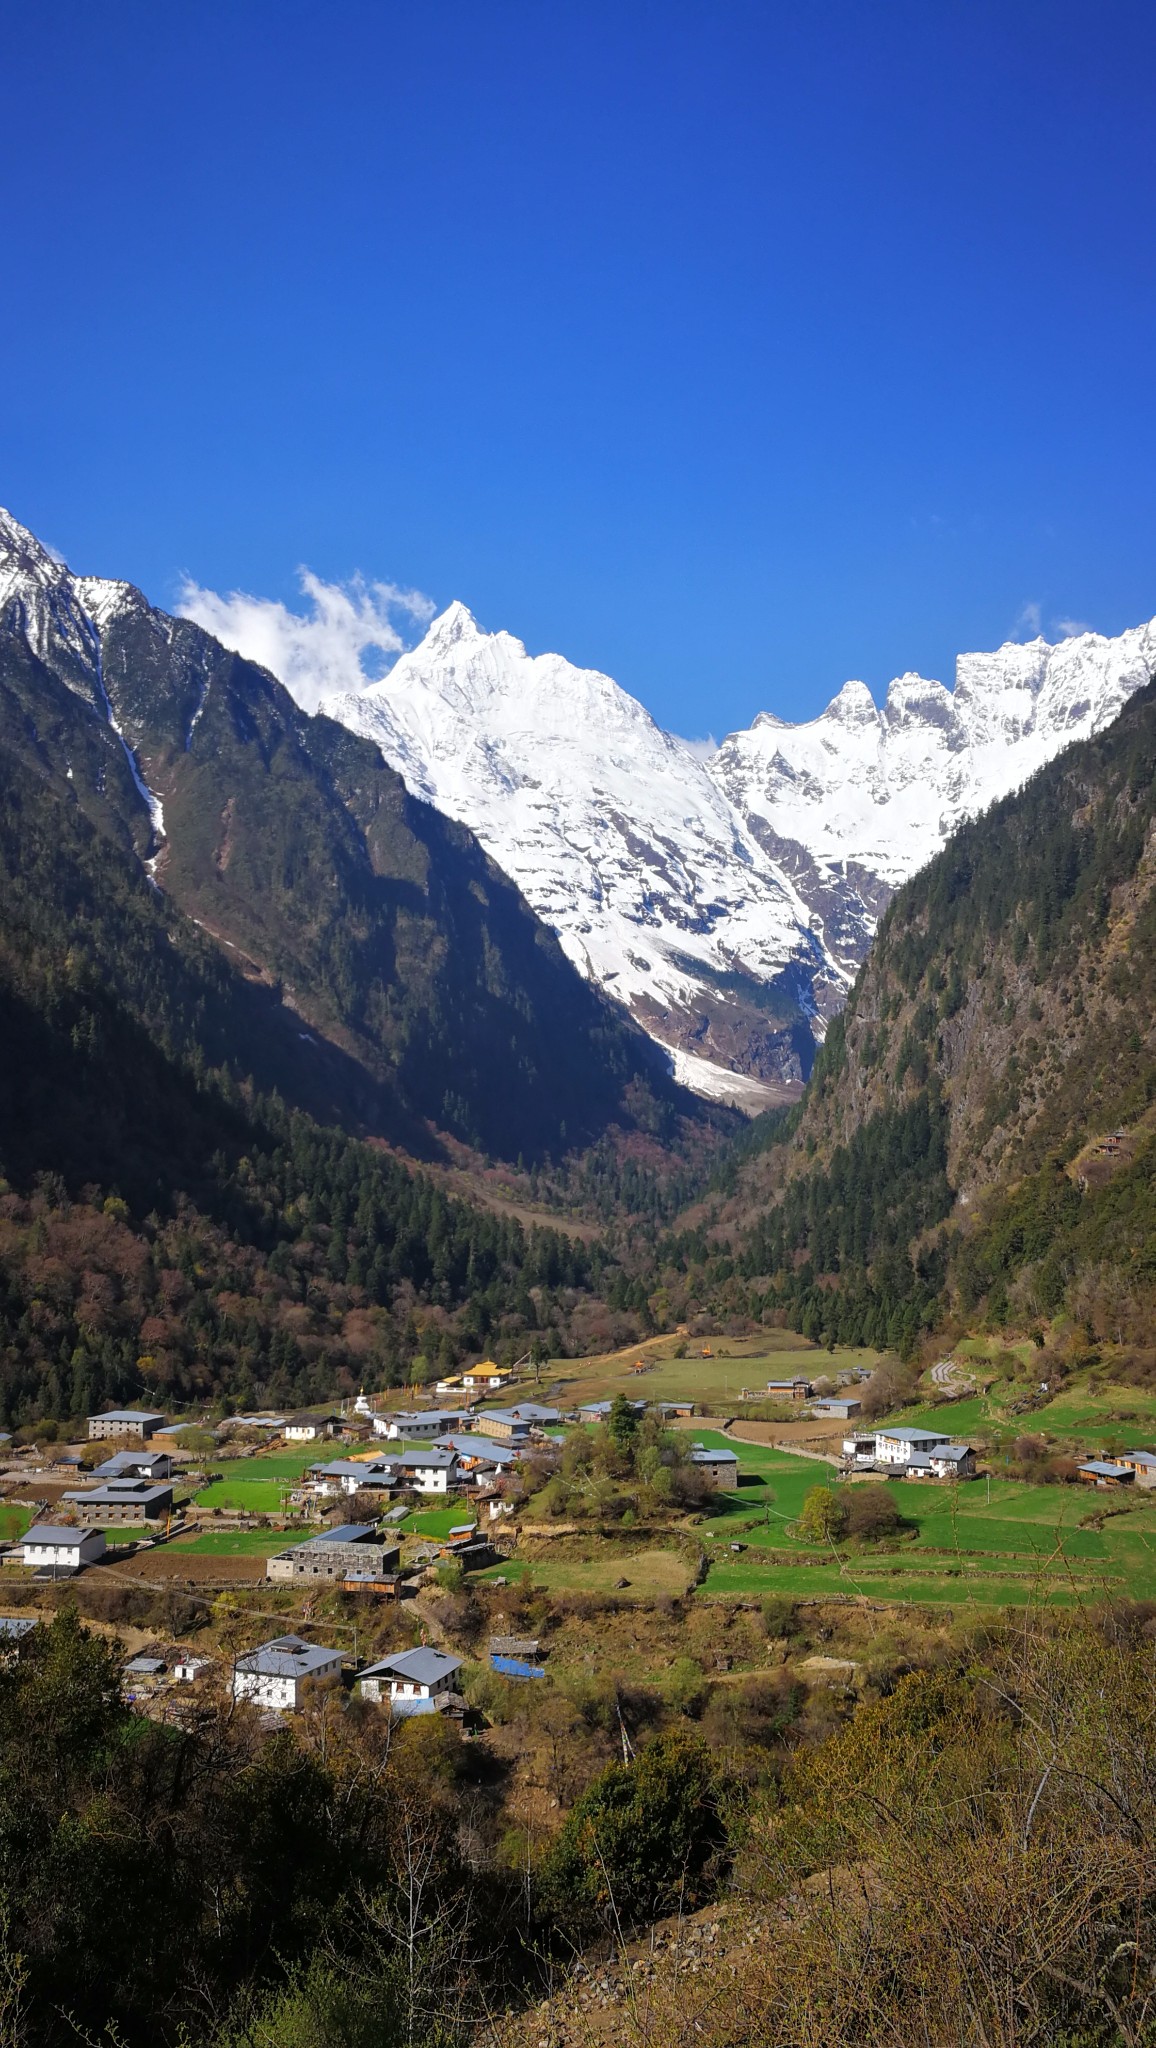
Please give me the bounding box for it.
[931,1444,973,1461]
[285,1413,337,1428]
[876,1427,950,1444]
[93,1450,168,1476]
[235,1634,343,1677]
[1080,1460,1132,1478]
[307,1459,387,1480]
[360,1647,463,1685]
[0,1617,37,1639]
[506,1403,561,1422]
[690,1445,739,1464]
[124,1655,166,1675]
[389,1410,463,1429]
[90,1409,165,1425]
[63,1482,172,1506]
[435,1434,516,1462]
[1127,1451,1156,1467]
[296,1524,380,1549]
[399,1447,458,1469]
[477,1409,532,1429]
[579,1399,645,1417]
[23,1525,94,1546]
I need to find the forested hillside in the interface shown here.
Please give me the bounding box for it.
[0,518,691,1166]
[0,702,630,1430]
[701,675,1156,1351]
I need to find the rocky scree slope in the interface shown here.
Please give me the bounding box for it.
[719,676,1156,1348]
[0,508,687,1163]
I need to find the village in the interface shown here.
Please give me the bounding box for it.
[1,1349,1154,1728]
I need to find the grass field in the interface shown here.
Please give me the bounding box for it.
[401,1508,477,1538]
[543,1331,880,1412]
[687,1430,1156,1606]
[0,1506,30,1544]
[170,1529,309,1556]
[471,1547,696,1600]
[901,1382,1156,1454]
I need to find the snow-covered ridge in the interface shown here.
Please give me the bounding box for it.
[710,618,1156,894]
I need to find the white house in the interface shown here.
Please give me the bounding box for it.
[376,1410,465,1441]
[21,1525,106,1572]
[306,1458,400,1499]
[357,1646,462,1712]
[397,1447,459,1495]
[232,1634,343,1712]
[873,1427,952,1467]
[842,1435,878,1466]
[928,1444,977,1480]
[283,1415,338,1443]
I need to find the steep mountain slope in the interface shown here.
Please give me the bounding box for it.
[0,509,685,1163]
[710,620,1156,983]
[718,676,1156,1351]
[322,602,825,1097]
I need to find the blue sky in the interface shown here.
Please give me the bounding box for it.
[2,0,1153,734]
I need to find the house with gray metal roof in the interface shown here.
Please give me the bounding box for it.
[233,1634,344,1711]
[92,1449,173,1482]
[87,1408,165,1442]
[267,1525,399,1583]
[1079,1460,1135,1488]
[21,1526,106,1572]
[689,1445,740,1489]
[928,1444,977,1479]
[357,1646,462,1712]
[396,1447,459,1494]
[435,1433,518,1470]
[63,1480,173,1525]
[375,1410,468,1440]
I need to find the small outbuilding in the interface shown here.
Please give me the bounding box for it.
[1078,1460,1134,1489]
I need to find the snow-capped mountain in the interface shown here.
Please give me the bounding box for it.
[318,602,1156,1098]
[6,501,1154,1108]
[322,604,826,1095]
[709,622,1156,982]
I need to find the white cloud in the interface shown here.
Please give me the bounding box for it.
[1054,615,1093,640]
[176,568,436,714]
[1013,600,1043,640]
[680,733,719,761]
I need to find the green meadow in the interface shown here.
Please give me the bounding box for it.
[691,1432,1156,1606]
